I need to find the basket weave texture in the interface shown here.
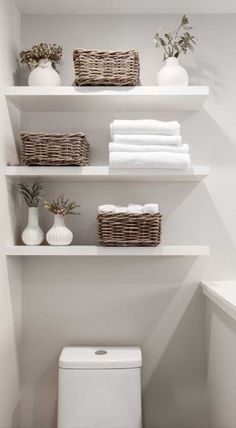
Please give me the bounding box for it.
[21,132,90,166]
[97,213,162,247]
[73,49,140,86]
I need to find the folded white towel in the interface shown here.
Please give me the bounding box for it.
[109,152,191,169]
[127,204,143,214]
[110,120,180,137]
[109,143,189,153]
[112,134,182,146]
[98,204,116,214]
[143,204,159,214]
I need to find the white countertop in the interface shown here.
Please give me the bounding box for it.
[201,281,236,320]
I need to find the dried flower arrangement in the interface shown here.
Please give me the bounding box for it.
[154,15,196,61]
[16,180,45,207]
[19,43,63,69]
[44,194,80,216]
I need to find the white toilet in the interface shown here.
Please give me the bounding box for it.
[58,346,142,428]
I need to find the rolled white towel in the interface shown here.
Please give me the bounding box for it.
[109,143,189,153]
[110,120,180,137]
[98,204,116,214]
[127,204,143,214]
[109,152,191,169]
[112,134,182,146]
[115,206,128,214]
[143,204,159,214]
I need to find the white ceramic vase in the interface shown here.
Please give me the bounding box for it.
[46,214,73,246]
[28,59,61,86]
[22,207,44,246]
[157,57,189,86]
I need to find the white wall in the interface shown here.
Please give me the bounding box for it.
[0,1,21,428]
[206,301,236,428]
[18,13,236,428]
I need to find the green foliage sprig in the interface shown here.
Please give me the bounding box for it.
[19,43,63,69]
[44,194,80,216]
[16,180,45,207]
[154,15,196,61]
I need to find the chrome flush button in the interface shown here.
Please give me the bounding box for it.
[95,350,107,355]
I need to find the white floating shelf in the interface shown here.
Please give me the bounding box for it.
[16,0,235,15]
[5,86,209,111]
[16,0,231,15]
[6,245,210,257]
[201,281,236,320]
[5,166,209,182]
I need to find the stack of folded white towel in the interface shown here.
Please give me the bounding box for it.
[109,119,191,169]
[98,203,159,214]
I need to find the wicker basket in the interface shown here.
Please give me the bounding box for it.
[21,132,90,166]
[97,213,162,247]
[73,49,140,86]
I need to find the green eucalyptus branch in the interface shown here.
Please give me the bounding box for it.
[154,15,196,61]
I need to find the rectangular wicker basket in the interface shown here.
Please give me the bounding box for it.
[97,213,162,247]
[73,49,140,86]
[21,132,90,166]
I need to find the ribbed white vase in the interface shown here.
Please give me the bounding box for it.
[157,57,189,86]
[28,59,61,86]
[46,214,73,246]
[22,207,44,246]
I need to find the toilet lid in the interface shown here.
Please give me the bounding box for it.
[59,346,142,369]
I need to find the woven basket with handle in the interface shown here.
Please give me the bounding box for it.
[73,49,140,86]
[21,132,90,166]
[97,212,162,247]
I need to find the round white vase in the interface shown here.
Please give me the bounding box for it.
[46,214,73,246]
[157,57,189,86]
[28,59,61,86]
[22,207,44,246]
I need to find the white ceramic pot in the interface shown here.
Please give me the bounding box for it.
[22,207,44,246]
[28,59,61,86]
[157,57,189,86]
[46,214,73,246]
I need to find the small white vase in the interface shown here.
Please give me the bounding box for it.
[28,59,61,86]
[157,57,189,86]
[46,214,73,246]
[22,207,44,246]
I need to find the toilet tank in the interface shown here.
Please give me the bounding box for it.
[58,346,142,428]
